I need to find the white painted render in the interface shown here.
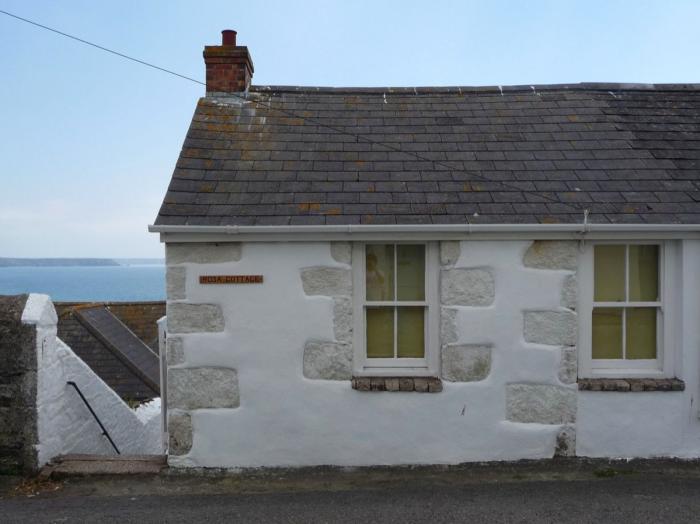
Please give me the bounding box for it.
[23,294,162,466]
[165,239,700,467]
[166,241,569,468]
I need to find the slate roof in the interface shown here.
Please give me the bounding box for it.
[56,302,164,401]
[154,83,700,226]
[77,307,160,394]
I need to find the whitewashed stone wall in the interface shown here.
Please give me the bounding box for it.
[439,240,578,456]
[300,243,353,381]
[440,241,495,382]
[22,295,162,466]
[162,239,700,466]
[163,240,590,468]
[165,243,242,459]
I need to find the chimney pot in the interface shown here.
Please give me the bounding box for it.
[203,30,254,94]
[221,29,237,46]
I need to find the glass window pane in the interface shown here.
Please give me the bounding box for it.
[594,245,626,302]
[397,245,425,301]
[366,245,394,301]
[626,308,657,359]
[629,245,659,302]
[592,308,623,359]
[397,307,425,358]
[366,307,394,358]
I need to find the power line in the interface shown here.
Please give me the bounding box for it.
[0,9,205,86]
[0,9,563,207]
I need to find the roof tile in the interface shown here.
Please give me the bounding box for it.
[155,86,700,226]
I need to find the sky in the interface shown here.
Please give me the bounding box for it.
[1,0,699,258]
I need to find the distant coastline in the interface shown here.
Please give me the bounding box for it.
[0,258,164,268]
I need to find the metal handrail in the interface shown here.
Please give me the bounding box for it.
[66,381,120,455]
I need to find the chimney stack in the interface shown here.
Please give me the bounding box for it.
[204,30,254,94]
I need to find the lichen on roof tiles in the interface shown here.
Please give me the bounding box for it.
[155,84,700,226]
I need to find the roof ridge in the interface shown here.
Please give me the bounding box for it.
[248,82,700,95]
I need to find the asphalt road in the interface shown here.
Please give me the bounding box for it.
[3,476,700,523]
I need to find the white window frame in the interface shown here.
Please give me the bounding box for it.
[578,240,677,378]
[352,242,440,377]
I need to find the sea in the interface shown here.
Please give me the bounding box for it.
[0,264,165,302]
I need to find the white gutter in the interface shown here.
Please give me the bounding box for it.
[149,223,700,234]
[148,223,700,242]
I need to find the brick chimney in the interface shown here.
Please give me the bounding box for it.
[203,30,254,93]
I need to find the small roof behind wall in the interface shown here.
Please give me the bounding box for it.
[56,302,163,401]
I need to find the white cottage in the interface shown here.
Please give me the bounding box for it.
[150,30,700,468]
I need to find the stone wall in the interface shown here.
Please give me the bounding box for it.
[160,239,700,467]
[300,242,352,380]
[514,241,578,456]
[440,241,495,382]
[439,240,578,456]
[165,243,242,459]
[0,294,163,473]
[0,294,37,473]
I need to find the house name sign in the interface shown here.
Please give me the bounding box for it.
[199,275,264,284]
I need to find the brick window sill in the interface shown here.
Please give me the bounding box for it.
[351,376,443,393]
[578,378,685,392]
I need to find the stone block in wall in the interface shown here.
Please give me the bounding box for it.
[301,267,351,296]
[0,406,36,447]
[505,383,576,424]
[440,241,461,267]
[441,268,495,306]
[168,411,192,456]
[0,372,37,410]
[303,340,352,380]
[523,310,577,346]
[442,344,492,382]
[166,337,185,366]
[167,242,241,265]
[166,266,187,300]
[0,295,36,374]
[561,274,577,310]
[330,242,352,265]
[352,376,442,392]
[523,241,578,271]
[168,367,239,410]
[333,297,352,343]
[558,347,577,385]
[167,303,224,334]
[555,424,576,457]
[440,307,458,345]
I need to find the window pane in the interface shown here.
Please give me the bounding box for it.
[592,308,623,359]
[397,307,425,358]
[366,307,394,358]
[594,245,626,302]
[626,308,657,359]
[629,245,659,302]
[397,245,425,301]
[366,245,394,301]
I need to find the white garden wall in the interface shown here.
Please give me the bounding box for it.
[22,294,162,467]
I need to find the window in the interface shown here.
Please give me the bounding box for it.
[579,242,677,378]
[352,243,439,376]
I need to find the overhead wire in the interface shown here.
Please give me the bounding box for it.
[1,8,566,206]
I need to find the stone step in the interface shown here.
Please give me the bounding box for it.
[41,454,167,477]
